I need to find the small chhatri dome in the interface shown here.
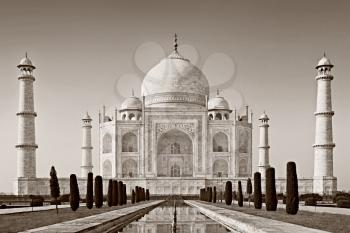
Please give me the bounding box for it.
[17,52,35,69]
[120,91,142,111]
[208,90,231,111]
[259,111,269,121]
[141,34,209,99]
[83,111,92,120]
[316,53,333,68]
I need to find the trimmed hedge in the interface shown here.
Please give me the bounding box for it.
[254,172,262,209]
[286,162,299,215]
[224,181,232,205]
[265,167,277,211]
[86,172,94,209]
[107,179,113,207]
[94,175,103,208]
[213,186,217,203]
[238,181,243,207]
[337,200,350,208]
[69,174,80,211]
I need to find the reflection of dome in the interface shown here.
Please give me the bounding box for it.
[316,54,333,68]
[208,95,230,111]
[17,54,35,68]
[121,96,142,111]
[141,51,209,98]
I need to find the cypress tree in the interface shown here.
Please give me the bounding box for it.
[254,172,262,209]
[146,189,150,201]
[208,187,213,202]
[123,184,127,204]
[131,189,136,204]
[49,166,60,214]
[107,179,113,207]
[118,181,123,205]
[213,186,217,203]
[247,178,252,207]
[224,181,232,205]
[94,175,103,208]
[266,167,277,211]
[112,180,118,206]
[238,181,243,207]
[135,186,139,202]
[86,172,94,209]
[286,161,299,215]
[69,174,80,211]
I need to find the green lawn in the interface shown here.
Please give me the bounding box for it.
[0,202,150,233]
[211,201,350,233]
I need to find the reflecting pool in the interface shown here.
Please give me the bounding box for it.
[116,201,234,233]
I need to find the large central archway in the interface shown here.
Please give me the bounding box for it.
[157,129,193,177]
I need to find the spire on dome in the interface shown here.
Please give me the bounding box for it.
[131,89,135,97]
[174,33,178,52]
[168,33,189,61]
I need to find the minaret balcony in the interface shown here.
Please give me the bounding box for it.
[315,74,333,81]
[314,111,334,116]
[18,75,35,81]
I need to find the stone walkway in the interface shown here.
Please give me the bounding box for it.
[233,200,350,216]
[185,200,329,233]
[20,201,164,233]
[0,205,70,215]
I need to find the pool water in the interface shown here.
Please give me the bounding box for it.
[116,201,234,233]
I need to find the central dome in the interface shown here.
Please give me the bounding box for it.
[141,50,209,106]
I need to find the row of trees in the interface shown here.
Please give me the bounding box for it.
[49,166,151,212]
[70,173,104,211]
[199,161,300,215]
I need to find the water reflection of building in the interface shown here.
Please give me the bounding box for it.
[122,206,231,233]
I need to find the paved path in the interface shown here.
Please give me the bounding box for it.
[186,200,329,233]
[20,201,164,233]
[233,200,350,216]
[277,202,350,216]
[0,205,70,215]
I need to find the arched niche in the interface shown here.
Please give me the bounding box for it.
[213,132,229,152]
[122,159,137,177]
[213,159,228,177]
[102,159,112,177]
[122,132,138,152]
[103,133,112,153]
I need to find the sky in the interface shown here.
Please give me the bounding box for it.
[0,0,349,193]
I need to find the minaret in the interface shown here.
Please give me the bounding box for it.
[313,54,337,194]
[258,112,270,178]
[81,112,93,177]
[16,53,37,178]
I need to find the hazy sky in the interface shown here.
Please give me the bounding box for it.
[1,0,349,193]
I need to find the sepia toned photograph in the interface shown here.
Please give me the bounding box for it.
[0,0,349,232]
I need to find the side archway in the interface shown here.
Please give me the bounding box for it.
[213,159,228,177]
[122,159,137,177]
[103,133,112,153]
[102,159,112,177]
[213,132,229,152]
[122,132,138,152]
[239,158,248,176]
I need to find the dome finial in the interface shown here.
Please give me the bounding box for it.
[174,33,178,52]
[216,89,220,96]
[131,89,135,96]
[323,51,326,57]
[25,52,28,58]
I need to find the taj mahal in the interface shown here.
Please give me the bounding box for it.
[14,36,337,196]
